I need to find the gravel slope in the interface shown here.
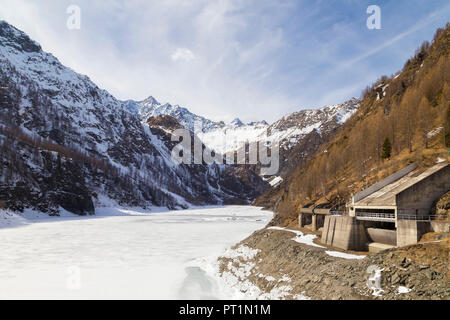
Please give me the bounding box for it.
[218,227,449,300]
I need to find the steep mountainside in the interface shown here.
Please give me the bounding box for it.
[263,23,450,224]
[145,115,270,203]
[0,20,266,215]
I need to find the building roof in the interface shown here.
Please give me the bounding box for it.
[354,163,448,207]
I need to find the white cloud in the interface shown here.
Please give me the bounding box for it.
[0,0,448,123]
[171,48,195,62]
[0,0,300,123]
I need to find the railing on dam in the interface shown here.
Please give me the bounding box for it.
[397,214,450,221]
[356,213,449,222]
[355,212,395,222]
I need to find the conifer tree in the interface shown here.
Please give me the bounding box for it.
[381,137,392,159]
[417,97,432,149]
[445,103,450,148]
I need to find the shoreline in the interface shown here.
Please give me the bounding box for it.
[0,204,268,229]
[217,224,450,300]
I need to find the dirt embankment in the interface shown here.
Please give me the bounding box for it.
[218,227,449,300]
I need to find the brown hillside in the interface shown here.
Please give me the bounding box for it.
[258,23,450,226]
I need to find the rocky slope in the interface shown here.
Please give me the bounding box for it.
[0,20,267,214]
[218,226,449,300]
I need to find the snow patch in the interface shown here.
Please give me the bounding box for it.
[214,242,310,300]
[325,251,366,260]
[268,226,325,248]
[367,267,384,297]
[278,275,292,283]
[268,227,367,260]
[221,245,260,261]
[397,286,412,294]
[427,127,443,138]
[269,176,283,187]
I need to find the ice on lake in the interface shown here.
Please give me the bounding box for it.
[0,206,272,299]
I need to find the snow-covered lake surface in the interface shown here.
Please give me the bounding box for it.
[0,206,272,299]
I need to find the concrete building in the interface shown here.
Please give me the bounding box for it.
[320,162,449,252]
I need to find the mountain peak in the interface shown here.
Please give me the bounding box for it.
[248,120,269,126]
[230,118,244,126]
[141,95,161,107]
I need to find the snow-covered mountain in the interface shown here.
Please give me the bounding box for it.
[263,98,360,177]
[129,94,360,178]
[201,99,360,157]
[126,97,273,156]
[125,97,220,132]
[0,20,268,215]
[126,97,270,135]
[200,121,269,154]
[266,98,360,150]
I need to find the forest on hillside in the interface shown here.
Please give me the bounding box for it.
[261,23,450,224]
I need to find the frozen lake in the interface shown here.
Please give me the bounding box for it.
[0,206,272,299]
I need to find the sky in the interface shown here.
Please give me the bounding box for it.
[0,0,449,123]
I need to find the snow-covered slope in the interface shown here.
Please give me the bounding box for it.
[266,98,360,151]
[0,20,267,214]
[200,120,269,154]
[259,98,360,177]
[201,99,360,156]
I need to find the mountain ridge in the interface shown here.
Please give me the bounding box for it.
[126,93,360,179]
[0,20,268,214]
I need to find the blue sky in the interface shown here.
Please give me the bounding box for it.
[1,0,449,123]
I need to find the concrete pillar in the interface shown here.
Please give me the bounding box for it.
[321,216,368,251]
[322,215,335,245]
[397,220,430,247]
[298,213,304,228]
[312,214,317,231]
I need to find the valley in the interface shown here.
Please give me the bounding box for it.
[0,17,449,301]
